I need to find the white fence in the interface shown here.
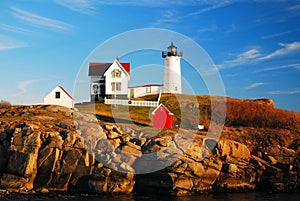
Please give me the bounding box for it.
[104,98,159,107]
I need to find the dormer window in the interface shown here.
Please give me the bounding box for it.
[111,69,121,78]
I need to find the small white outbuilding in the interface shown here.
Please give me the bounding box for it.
[43,86,74,108]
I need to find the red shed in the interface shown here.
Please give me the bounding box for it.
[152,104,174,128]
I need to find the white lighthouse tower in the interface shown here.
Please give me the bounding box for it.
[162,42,182,93]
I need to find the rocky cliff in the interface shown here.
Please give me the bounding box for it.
[0,105,299,196]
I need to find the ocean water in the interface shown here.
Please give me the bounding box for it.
[2,193,300,201]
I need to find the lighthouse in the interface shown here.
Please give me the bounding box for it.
[162,42,182,93]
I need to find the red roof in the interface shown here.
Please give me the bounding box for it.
[152,104,173,115]
[120,62,130,75]
[58,86,73,99]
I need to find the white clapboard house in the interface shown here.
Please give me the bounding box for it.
[88,57,130,102]
[44,86,74,108]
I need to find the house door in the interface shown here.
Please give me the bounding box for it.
[100,84,105,98]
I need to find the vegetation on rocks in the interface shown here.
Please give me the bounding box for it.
[0,101,11,109]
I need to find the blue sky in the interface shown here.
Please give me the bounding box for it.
[0,0,300,112]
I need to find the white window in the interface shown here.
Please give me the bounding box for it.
[111,82,115,91]
[92,84,99,94]
[111,82,121,91]
[146,87,151,93]
[111,69,121,78]
[116,82,121,91]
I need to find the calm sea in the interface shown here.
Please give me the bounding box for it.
[2,193,300,201]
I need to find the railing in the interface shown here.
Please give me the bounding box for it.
[162,51,183,58]
[104,98,159,107]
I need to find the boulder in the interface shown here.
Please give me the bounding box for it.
[217,176,256,192]
[217,140,251,160]
[265,146,295,165]
[62,131,78,148]
[4,124,41,191]
[44,105,73,117]
[188,158,222,185]
[122,145,142,157]
[44,149,83,191]
[7,151,37,178]
[77,122,107,151]
[35,148,60,187]
[0,173,32,192]
[71,167,91,193]
[44,132,64,150]
[89,166,135,194]
[173,175,193,191]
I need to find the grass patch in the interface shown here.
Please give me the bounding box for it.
[75,102,154,126]
[75,93,300,132]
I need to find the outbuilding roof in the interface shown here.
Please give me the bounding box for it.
[58,86,73,99]
[152,103,173,115]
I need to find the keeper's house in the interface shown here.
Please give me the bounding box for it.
[88,57,130,102]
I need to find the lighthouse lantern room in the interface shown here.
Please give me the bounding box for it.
[162,42,183,93]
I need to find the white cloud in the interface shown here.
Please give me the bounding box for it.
[218,42,300,69]
[0,35,28,51]
[288,3,300,11]
[197,24,218,33]
[244,82,265,90]
[16,79,39,95]
[240,49,261,59]
[0,45,24,51]
[187,1,235,17]
[262,30,294,40]
[148,0,236,29]
[256,63,300,72]
[259,42,300,60]
[10,7,72,32]
[1,24,35,34]
[268,89,300,95]
[93,0,235,7]
[151,10,179,28]
[151,1,234,28]
[224,24,237,35]
[218,49,261,69]
[53,0,96,14]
